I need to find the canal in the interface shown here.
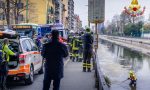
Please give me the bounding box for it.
[98,40,150,90]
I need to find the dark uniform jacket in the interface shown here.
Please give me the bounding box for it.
[83,33,94,51]
[42,39,68,79]
[0,45,2,64]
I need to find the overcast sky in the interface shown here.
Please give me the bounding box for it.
[74,0,150,27]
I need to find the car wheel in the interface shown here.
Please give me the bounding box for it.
[38,62,44,74]
[25,65,34,85]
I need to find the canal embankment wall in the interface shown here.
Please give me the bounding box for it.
[99,35,150,56]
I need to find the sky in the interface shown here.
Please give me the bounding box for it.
[74,0,150,27]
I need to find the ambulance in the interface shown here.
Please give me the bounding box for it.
[0,31,44,85]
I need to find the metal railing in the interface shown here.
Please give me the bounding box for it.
[94,52,110,90]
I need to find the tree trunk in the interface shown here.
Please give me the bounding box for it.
[6,0,10,26]
[14,0,19,24]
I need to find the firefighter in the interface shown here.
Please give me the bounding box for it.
[83,28,94,72]
[67,33,73,59]
[78,32,84,62]
[128,70,137,87]
[72,33,80,62]
[0,38,16,90]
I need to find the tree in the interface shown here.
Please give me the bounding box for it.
[11,0,33,24]
[0,0,33,25]
[124,21,143,37]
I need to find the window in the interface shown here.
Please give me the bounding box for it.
[17,3,23,9]
[0,1,4,8]
[18,14,24,21]
[22,40,32,51]
[29,39,38,51]
[0,13,5,20]
[25,40,32,51]
[22,41,28,51]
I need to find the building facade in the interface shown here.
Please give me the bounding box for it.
[62,0,68,29]
[0,0,76,30]
[47,0,56,24]
[68,0,74,30]
[74,14,82,32]
[0,0,56,26]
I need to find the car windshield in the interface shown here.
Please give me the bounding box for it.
[40,27,51,37]
[16,29,34,38]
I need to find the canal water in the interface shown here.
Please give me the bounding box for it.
[98,40,150,90]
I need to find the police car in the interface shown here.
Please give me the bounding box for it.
[0,31,44,85]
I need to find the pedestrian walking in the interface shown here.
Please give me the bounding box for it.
[42,30,69,90]
[83,28,94,72]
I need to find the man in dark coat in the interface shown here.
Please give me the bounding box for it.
[83,28,94,72]
[42,30,69,90]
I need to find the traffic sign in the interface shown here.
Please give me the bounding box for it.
[88,0,105,23]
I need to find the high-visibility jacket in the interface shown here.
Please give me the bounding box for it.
[2,44,15,62]
[79,36,83,47]
[129,74,137,81]
[68,35,73,46]
[72,37,79,50]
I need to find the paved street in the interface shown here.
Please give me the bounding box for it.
[8,61,96,90]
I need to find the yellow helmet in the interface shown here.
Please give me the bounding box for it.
[129,70,134,75]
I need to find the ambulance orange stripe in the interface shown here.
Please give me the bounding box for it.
[8,64,30,75]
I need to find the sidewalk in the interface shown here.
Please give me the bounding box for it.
[8,60,96,90]
[60,61,96,90]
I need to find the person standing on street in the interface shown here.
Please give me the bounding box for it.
[1,38,16,90]
[83,28,94,72]
[67,32,73,59]
[78,33,84,62]
[42,30,69,90]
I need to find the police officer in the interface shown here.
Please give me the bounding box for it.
[83,28,94,72]
[1,38,16,90]
[72,33,80,62]
[42,30,68,90]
